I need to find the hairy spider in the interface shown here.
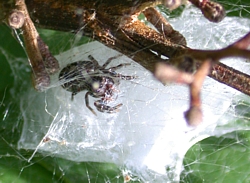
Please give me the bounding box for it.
[59,55,136,115]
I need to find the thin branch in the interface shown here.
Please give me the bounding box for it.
[184,60,211,126]
[6,0,59,91]
[155,60,211,126]
[12,0,50,91]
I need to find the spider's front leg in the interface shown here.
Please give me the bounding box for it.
[88,55,101,69]
[85,92,97,116]
[71,92,78,101]
[102,64,138,80]
[109,71,137,80]
[90,54,137,80]
[101,54,123,69]
[94,101,123,113]
[107,63,131,71]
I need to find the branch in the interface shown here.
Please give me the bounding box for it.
[5,0,60,91]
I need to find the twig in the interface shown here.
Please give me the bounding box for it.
[188,0,225,22]
[7,0,59,91]
[210,62,250,96]
[184,60,211,126]
[155,60,211,126]
[37,37,59,74]
[173,31,250,97]
[143,7,186,45]
[155,63,193,84]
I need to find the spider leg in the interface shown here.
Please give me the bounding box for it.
[102,69,137,80]
[94,101,123,113]
[100,63,137,80]
[113,72,137,80]
[101,54,123,69]
[88,55,101,68]
[85,92,97,115]
[107,63,131,71]
[71,92,77,101]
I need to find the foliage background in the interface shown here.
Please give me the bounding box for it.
[0,0,250,182]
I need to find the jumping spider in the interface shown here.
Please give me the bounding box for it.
[59,55,136,115]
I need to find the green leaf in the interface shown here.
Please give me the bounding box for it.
[181,131,250,182]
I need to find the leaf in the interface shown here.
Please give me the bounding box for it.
[181,131,250,182]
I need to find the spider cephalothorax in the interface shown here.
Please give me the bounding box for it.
[59,55,136,115]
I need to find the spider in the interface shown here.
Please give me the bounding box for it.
[59,55,136,115]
